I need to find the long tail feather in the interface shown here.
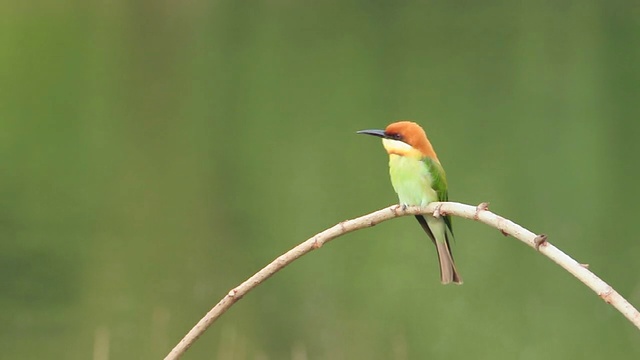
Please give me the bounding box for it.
[414,215,462,285]
[436,235,463,284]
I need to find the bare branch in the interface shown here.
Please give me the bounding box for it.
[164,202,640,359]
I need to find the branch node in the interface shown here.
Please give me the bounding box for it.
[474,202,489,220]
[312,237,322,249]
[600,288,615,304]
[534,234,548,250]
[227,289,238,298]
[433,203,443,218]
[497,219,509,236]
[580,263,590,269]
[390,204,403,216]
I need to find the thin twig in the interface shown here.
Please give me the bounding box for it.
[164,202,640,359]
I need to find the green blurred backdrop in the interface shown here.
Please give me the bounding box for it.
[2,1,639,359]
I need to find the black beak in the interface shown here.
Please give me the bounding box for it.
[356,129,386,138]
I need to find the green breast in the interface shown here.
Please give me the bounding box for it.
[388,155,438,206]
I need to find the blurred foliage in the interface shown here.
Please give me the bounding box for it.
[1,0,639,359]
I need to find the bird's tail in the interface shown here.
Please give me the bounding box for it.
[435,239,463,285]
[414,215,463,285]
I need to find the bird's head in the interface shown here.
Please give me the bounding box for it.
[357,121,439,162]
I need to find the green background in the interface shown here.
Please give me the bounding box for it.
[2,1,639,359]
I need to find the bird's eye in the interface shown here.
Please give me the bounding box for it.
[391,133,402,140]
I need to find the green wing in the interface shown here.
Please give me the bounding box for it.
[424,157,454,236]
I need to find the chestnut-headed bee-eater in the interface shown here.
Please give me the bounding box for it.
[357,121,462,284]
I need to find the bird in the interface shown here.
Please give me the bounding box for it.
[357,121,462,284]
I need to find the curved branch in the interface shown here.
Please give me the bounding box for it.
[164,202,640,360]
